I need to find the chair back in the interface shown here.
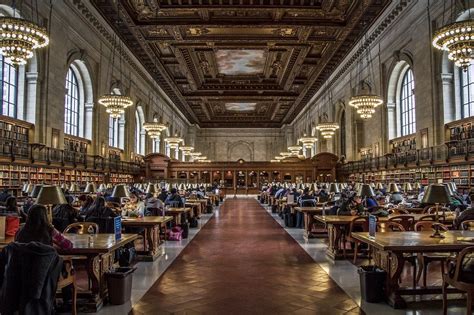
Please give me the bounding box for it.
[299,199,316,207]
[169,201,181,208]
[64,222,99,234]
[414,221,448,232]
[388,215,415,231]
[377,221,405,232]
[419,214,436,221]
[461,220,474,231]
[349,216,369,233]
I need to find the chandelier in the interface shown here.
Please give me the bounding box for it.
[348,95,383,119]
[274,156,285,160]
[0,17,49,65]
[280,152,292,157]
[287,145,302,155]
[164,137,184,149]
[299,135,318,147]
[433,19,474,70]
[194,155,207,161]
[98,94,133,118]
[143,118,167,139]
[270,159,281,163]
[189,152,202,158]
[316,122,340,139]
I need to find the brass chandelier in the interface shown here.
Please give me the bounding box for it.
[180,146,194,156]
[164,136,184,149]
[287,145,302,156]
[299,135,318,148]
[349,34,383,120]
[0,15,49,65]
[98,94,133,118]
[143,117,167,139]
[432,1,474,70]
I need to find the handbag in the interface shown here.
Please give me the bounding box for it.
[168,226,183,241]
[118,245,136,267]
[189,217,198,228]
[5,216,19,236]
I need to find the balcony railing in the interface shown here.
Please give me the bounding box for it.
[0,141,142,174]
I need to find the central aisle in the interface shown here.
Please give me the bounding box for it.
[133,198,361,314]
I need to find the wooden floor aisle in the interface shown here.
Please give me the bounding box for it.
[132,198,363,314]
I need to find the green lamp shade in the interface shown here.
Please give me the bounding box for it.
[69,183,80,192]
[388,183,400,193]
[30,184,43,198]
[111,184,130,198]
[84,183,97,193]
[329,183,340,193]
[358,184,375,198]
[422,184,450,204]
[35,185,67,205]
[403,183,413,192]
[146,183,157,194]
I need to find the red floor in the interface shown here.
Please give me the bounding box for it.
[132,198,363,314]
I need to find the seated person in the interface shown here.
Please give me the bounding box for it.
[145,193,163,215]
[84,197,117,221]
[0,189,11,204]
[3,196,19,215]
[122,192,145,217]
[337,196,364,216]
[365,196,379,211]
[52,198,78,231]
[454,207,474,229]
[78,194,94,216]
[16,204,73,250]
[157,188,168,202]
[390,192,404,204]
[165,188,184,207]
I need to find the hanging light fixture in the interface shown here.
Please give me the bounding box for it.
[287,145,302,156]
[274,156,285,160]
[349,34,383,120]
[165,137,184,149]
[180,146,194,155]
[0,1,49,65]
[98,5,133,118]
[432,1,474,70]
[143,117,167,139]
[316,85,339,138]
[280,152,292,157]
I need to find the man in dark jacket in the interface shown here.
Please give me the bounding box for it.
[0,242,63,315]
[158,189,168,202]
[0,189,11,203]
[165,188,183,207]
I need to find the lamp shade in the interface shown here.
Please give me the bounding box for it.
[448,182,457,194]
[111,184,130,198]
[414,183,422,190]
[22,183,28,192]
[375,183,384,190]
[106,183,113,189]
[35,186,67,205]
[60,183,68,190]
[444,183,455,196]
[403,183,413,192]
[84,183,97,193]
[358,184,375,198]
[98,183,107,192]
[422,184,450,204]
[146,183,157,194]
[329,183,340,194]
[388,183,400,193]
[69,183,80,192]
[30,184,43,198]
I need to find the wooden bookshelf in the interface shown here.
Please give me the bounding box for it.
[64,135,90,154]
[390,135,416,154]
[0,115,33,158]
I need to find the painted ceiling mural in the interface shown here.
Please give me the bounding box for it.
[92,0,392,128]
[225,102,257,112]
[216,50,265,75]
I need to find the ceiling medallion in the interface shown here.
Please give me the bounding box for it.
[97,94,133,118]
[143,118,168,139]
[433,20,474,70]
[0,17,49,65]
[164,137,184,149]
[348,95,383,119]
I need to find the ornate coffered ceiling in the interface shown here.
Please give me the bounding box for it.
[92,0,391,128]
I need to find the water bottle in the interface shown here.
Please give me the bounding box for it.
[87,225,94,245]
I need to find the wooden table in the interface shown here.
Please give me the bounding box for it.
[122,216,173,261]
[185,200,206,217]
[294,207,327,238]
[314,214,455,260]
[352,231,474,309]
[61,233,139,312]
[166,207,192,225]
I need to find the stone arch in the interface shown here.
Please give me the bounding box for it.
[386,51,414,139]
[228,141,254,161]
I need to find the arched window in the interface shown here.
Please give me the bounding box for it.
[340,110,346,157]
[63,60,93,138]
[64,67,80,136]
[0,55,18,118]
[400,68,416,136]
[135,107,145,155]
[460,64,474,118]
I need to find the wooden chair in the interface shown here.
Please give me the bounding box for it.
[388,215,415,231]
[414,221,450,287]
[342,216,369,263]
[56,257,77,315]
[63,222,99,234]
[460,220,474,231]
[388,208,410,215]
[442,246,474,314]
[376,221,418,288]
[376,221,405,232]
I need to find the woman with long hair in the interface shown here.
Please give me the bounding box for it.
[85,196,116,220]
[15,204,72,250]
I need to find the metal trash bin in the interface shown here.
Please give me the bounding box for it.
[358,265,386,303]
[106,267,136,305]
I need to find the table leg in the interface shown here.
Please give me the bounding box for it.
[373,249,407,309]
[325,223,345,260]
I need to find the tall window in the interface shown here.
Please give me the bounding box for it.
[340,110,346,157]
[0,55,18,118]
[400,68,416,136]
[64,67,80,136]
[461,64,474,118]
[109,116,120,148]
